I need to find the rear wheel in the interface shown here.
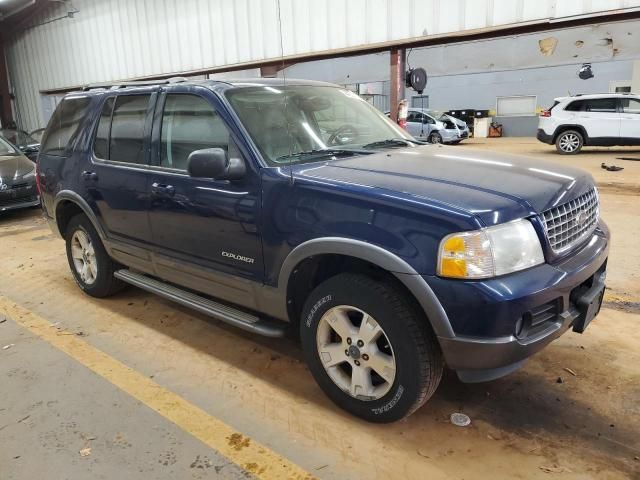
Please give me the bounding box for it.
[65,214,124,297]
[555,130,583,154]
[300,273,443,423]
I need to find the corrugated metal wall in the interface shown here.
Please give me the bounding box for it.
[7,0,640,130]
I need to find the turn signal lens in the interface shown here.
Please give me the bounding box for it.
[438,219,545,279]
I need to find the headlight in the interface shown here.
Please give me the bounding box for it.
[22,168,36,179]
[438,219,544,279]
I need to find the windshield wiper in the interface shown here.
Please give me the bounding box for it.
[361,138,426,149]
[275,148,371,162]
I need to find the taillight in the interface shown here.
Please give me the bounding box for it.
[540,110,552,117]
[35,163,42,194]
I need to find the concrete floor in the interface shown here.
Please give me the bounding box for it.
[1,138,639,479]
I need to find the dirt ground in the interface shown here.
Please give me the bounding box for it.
[1,138,639,479]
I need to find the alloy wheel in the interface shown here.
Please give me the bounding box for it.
[70,230,98,285]
[559,133,580,153]
[316,305,396,401]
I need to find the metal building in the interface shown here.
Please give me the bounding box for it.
[2,0,640,131]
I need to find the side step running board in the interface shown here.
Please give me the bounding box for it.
[114,270,286,338]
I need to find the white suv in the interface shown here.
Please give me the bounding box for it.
[537,93,640,154]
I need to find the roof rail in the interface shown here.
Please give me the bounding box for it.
[82,76,188,91]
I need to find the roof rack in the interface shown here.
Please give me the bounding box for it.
[82,76,189,91]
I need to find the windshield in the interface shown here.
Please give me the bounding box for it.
[0,129,39,147]
[226,85,416,166]
[0,136,19,156]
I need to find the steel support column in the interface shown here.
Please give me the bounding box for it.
[389,48,405,123]
[0,34,13,127]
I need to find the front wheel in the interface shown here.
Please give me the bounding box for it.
[555,130,583,154]
[429,132,442,144]
[300,273,443,423]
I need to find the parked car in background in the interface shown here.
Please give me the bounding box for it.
[387,108,470,144]
[0,128,41,162]
[0,135,39,213]
[537,93,640,154]
[40,79,608,423]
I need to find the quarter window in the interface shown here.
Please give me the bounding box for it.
[160,94,230,171]
[108,95,150,164]
[41,97,91,156]
[621,98,640,114]
[585,98,617,113]
[564,100,584,112]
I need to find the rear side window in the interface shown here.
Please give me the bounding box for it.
[564,100,584,111]
[585,98,617,113]
[41,97,91,156]
[160,94,230,171]
[621,98,640,114]
[94,97,114,159]
[109,95,150,164]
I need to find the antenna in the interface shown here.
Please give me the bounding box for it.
[276,0,294,184]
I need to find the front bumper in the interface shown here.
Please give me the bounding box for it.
[429,222,609,382]
[0,183,40,213]
[441,128,469,143]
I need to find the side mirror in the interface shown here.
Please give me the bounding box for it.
[187,148,245,180]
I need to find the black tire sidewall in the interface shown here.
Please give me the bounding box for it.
[65,215,116,297]
[555,130,583,154]
[429,132,442,144]
[300,275,431,423]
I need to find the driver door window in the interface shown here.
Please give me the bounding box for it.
[160,94,230,170]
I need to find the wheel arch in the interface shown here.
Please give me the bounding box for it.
[278,238,455,339]
[553,125,588,144]
[54,191,106,240]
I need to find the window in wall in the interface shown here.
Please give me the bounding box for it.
[411,96,429,108]
[41,97,91,156]
[160,94,230,171]
[94,97,114,159]
[108,95,150,164]
[585,98,617,113]
[621,98,640,114]
[496,95,537,117]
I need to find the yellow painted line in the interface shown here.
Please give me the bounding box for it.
[0,296,314,480]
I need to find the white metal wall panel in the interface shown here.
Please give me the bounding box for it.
[7,0,640,130]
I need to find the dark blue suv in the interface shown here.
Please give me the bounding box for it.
[38,78,609,422]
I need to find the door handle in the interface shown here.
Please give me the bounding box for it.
[81,171,98,181]
[151,182,175,196]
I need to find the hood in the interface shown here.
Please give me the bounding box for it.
[291,145,593,226]
[443,115,467,129]
[0,154,36,184]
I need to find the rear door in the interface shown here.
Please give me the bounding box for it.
[146,86,263,288]
[619,97,640,142]
[87,91,156,246]
[581,97,621,139]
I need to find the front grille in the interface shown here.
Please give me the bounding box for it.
[0,195,38,207]
[541,188,599,254]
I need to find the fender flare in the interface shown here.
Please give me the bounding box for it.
[278,237,455,338]
[53,190,107,240]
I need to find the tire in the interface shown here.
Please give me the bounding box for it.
[65,214,125,298]
[300,273,443,423]
[555,130,583,154]
[429,132,442,144]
